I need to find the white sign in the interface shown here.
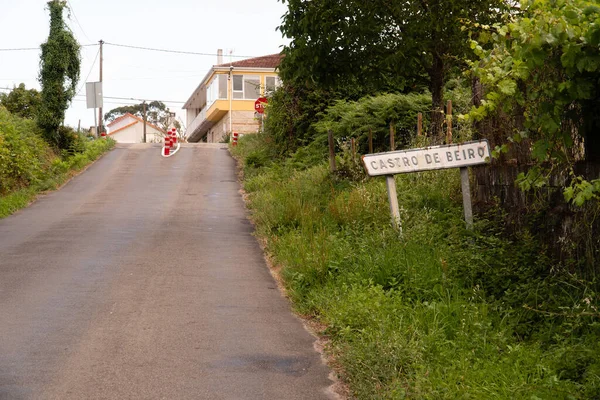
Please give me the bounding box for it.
[362,140,490,176]
[85,81,103,109]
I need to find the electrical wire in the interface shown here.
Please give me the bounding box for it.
[98,95,185,104]
[0,43,97,51]
[103,42,256,58]
[2,87,185,105]
[66,0,93,43]
[75,47,100,96]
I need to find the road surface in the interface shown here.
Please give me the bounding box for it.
[0,143,334,400]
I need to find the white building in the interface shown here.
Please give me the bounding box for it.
[183,51,282,143]
[106,113,166,143]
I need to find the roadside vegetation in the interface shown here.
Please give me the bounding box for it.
[232,0,600,397]
[0,106,114,218]
[0,1,115,219]
[233,131,599,399]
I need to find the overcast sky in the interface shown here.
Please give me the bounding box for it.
[0,0,289,130]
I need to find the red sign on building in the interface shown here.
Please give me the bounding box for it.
[254,97,268,114]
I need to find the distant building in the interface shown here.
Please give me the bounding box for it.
[106,113,166,143]
[183,50,282,143]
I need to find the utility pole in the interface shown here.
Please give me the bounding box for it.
[142,101,147,143]
[98,39,104,135]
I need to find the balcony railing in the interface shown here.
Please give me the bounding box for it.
[186,106,207,138]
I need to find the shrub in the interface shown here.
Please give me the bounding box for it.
[0,106,55,195]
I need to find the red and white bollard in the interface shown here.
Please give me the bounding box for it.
[232,132,239,146]
[162,128,180,157]
[170,128,177,145]
[164,136,171,156]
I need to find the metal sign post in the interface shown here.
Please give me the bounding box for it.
[85,82,103,137]
[362,140,490,230]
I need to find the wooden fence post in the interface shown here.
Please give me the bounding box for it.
[417,113,423,137]
[386,175,402,233]
[368,128,373,154]
[460,167,473,229]
[328,130,336,173]
[390,121,395,151]
[446,100,453,144]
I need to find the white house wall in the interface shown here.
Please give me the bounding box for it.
[109,115,137,132]
[110,123,164,143]
[206,111,260,143]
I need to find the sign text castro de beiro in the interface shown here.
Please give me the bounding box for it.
[362,140,491,231]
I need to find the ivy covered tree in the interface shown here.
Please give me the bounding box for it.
[0,84,41,119]
[468,0,600,205]
[38,0,80,147]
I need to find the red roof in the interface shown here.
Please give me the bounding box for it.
[216,53,282,69]
[107,113,166,135]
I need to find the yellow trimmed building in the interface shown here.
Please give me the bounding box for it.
[183,51,281,143]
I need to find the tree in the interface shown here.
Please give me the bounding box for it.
[277,0,507,138]
[469,0,600,205]
[104,101,181,135]
[0,84,41,119]
[38,0,80,147]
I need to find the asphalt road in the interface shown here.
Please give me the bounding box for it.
[0,143,335,400]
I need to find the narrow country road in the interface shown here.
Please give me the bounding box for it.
[0,143,334,400]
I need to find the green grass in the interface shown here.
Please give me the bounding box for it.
[0,138,115,219]
[231,134,600,399]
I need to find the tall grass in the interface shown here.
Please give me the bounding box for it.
[232,134,600,399]
[0,136,115,218]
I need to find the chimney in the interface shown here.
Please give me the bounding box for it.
[217,49,223,65]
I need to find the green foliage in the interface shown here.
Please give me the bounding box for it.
[234,136,600,398]
[38,0,81,147]
[469,0,600,204]
[264,84,336,153]
[104,101,179,133]
[0,106,114,218]
[0,83,41,119]
[278,0,507,137]
[0,107,54,195]
[314,92,432,152]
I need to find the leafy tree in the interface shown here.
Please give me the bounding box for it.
[277,0,507,139]
[468,0,600,205]
[0,84,42,119]
[38,0,81,148]
[104,101,181,134]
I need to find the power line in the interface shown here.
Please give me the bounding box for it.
[75,47,100,96]
[0,42,261,60]
[101,96,186,104]
[2,87,185,105]
[66,0,92,43]
[73,94,185,104]
[103,42,257,58]
[0,43,97,51]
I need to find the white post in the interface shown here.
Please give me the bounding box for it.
[386,175,402,233]
[460,167,474,229]
[229,66,233,139]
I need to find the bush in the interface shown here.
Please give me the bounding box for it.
[313,92,432,153]
[0,107,115,218]
[235,139,600,398]
[0,106,55,195]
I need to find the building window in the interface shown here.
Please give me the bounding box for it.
[207,74,229,107]
[265,76,281,94]
[232,74,261,100]
[233,75,243,99]
[218,75,228,99]
[244,76,260,99]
